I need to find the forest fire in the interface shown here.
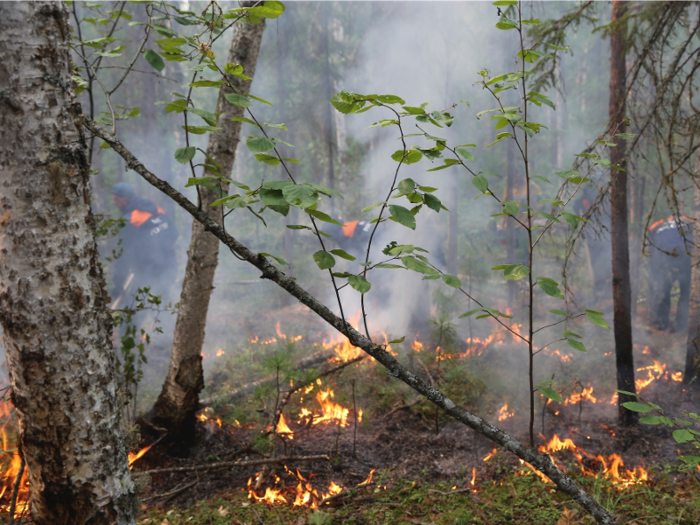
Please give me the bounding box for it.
[0,453,28,518]
[497,402,515,421]
[247,468,346,508]
[128,444,153,467]
[299,387,351,428]
[562,384,598,405]
[524,434,650,489]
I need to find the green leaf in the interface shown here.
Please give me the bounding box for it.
[398,178,416,194]
[247,93,273,106]
[259,188,286,207]
[174,146,196,164]
[567,339,586,352]
[532,175,551,184]
[189,79,225,88]
[586,311,610,329]
[225,93,252,107]
[495,18,518,30]
[555,170,579,179]
[616,390,638,397]
[348,274,371,293]
[472,175,489,193]
[389,205,416,230]
[391,149,423,165]
[402,106,426,115]
[231,116,257,125]
[246,135,276,153]
[456,147,475,161]
[283,184,319,208]
[362,202,385,213]
[673,429,695,443]
[313,250,335,270]
[248,1,286,19]
[259,252,289,266]
[442,274,461,288]
[549,309,567,316]
[493,0,517,4]
[286,224,313,231]
[459,308,482,318]
[388,336,406,344]
[402,256,438,275]
[254,153,281,166]
[639,415,662,425]
[621,402,653,413]
[538,279,564,299]
[615,133,636,140]
[375,263,403,269]
[224,63,252,80]
[377,94,405,104]
[423,193,442,213]
[540,388,564,403]
[502,201,519,216]
[330,249,356,261]
[144,49,164,71]
[306,209,344,226]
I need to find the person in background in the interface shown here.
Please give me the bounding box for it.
[110,182,178,308]
[647,214,692,332]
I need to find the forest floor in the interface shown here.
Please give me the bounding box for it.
[130,375,700,525]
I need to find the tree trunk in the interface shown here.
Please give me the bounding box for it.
[151,15,266,443]
[322,3,336,215]
[684,152,700,383]
[0,3,137,523]
[609,0,637,425]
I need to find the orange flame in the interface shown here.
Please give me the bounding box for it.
[483,448,497,462]
[128,444,153,467]
[216,348,225,357]
[276,414,294,439]
[497,402,514,422]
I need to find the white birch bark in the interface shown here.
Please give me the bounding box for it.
[0,3,136,523]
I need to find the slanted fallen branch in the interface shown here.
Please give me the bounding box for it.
[85,117,619,525]
[140,454,330,476]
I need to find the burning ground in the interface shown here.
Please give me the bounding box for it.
[2,313,700,524]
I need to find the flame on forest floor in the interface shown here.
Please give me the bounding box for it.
[0,400,29,518]
[562,383,597,406]
[497,402,515,422]
[322,312,364,362]
[276,414,294,439]
[483,448,497,462]
[247,467,354,508]
[128,444,153,467]
[516,434,649,489]
[299,387,350,428]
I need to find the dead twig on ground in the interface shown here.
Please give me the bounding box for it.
[140,454,330,476]
[140,479,199,503]
[319,481,377,506]
[381,398,421,421]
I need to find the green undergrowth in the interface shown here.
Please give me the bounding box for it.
[139,467,700,525]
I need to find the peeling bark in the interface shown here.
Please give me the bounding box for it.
[151,15,266,444]
[86,119,619,525]
[0,3,136,524]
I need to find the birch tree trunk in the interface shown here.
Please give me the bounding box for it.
[684,153,700,383]
[609,0,637,425]
[151,15,266,443]
[0,3,136,523]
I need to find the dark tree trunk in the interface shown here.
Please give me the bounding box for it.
[609,0,637,425]
[322,3,336,215]
[684,153,700,383]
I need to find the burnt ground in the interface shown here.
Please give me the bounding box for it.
[131,374,697,513]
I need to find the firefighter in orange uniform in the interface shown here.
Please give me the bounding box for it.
[110,182,178,305]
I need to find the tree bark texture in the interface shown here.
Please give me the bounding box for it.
[609,0,637,425]
[87,119,620,525]
[685,153,700,383]
[152,16,266,441]
[0,3,137,524]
